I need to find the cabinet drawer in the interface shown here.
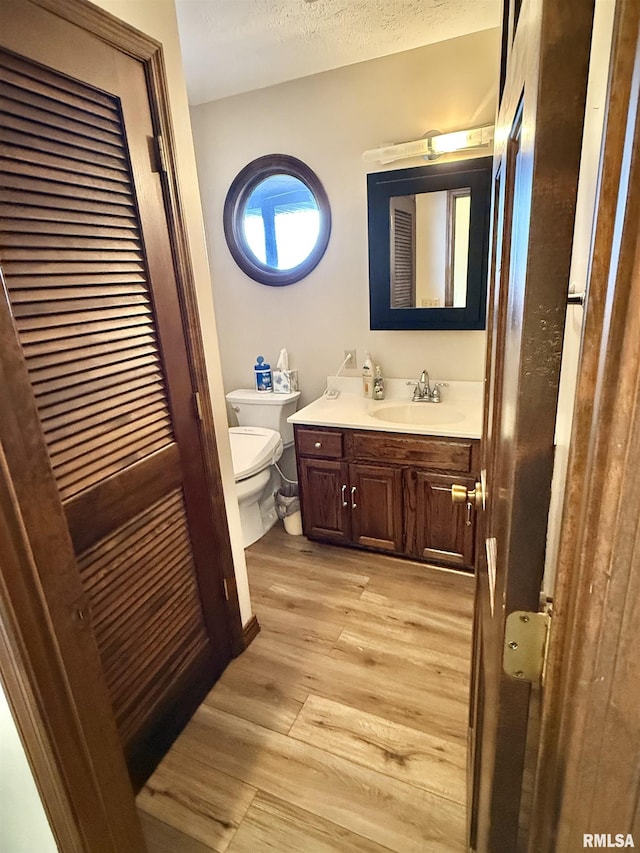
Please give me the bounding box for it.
[352,430,476,473]
[296,427,344,458]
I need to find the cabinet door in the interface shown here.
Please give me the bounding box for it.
[413,471,476,569]
[299,458,351,543]
[349,463,403,553]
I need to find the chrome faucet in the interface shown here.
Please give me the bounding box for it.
[407,370,448,402]
[418,369,431,399]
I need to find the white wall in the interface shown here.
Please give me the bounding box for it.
[93,0,252,625]
[190,29,501,409]
[0,683,58,852]
[543,0,616,594]
[416,191,448,306]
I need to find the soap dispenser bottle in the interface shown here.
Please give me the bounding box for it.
[373,365,385,400]
[362,352,373,397]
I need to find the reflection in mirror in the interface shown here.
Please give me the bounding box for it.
[243,174,320,271]
[368,156,492,331]
[224,154,331,286]
[390,188,471,309]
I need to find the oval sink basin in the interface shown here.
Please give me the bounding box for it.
[372,404,466,426]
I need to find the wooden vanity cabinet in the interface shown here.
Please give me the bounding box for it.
[294,425,479,570]
[298,457,351,543]
[407,470,477,568]
[295,427,403,551]
[349,463,403,552]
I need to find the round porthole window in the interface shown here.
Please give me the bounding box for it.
[223,154,331,286]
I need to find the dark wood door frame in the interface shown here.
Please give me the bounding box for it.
[529,1,640,848]
[471,0,594,848]
[0,0,244,850]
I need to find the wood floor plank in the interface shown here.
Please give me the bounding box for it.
[230,633,468,741]
[331,626,470,698]
[252,579,357,627]
[355,589,472,659]
[139,812,214,853]
[226,791,393,853]
[202,658,308,734]
[253,581,471,660]
[334,621,470,675]
[249,562,370,605]
[249,534,374,573]
[289,694,466,805]
[172,705,466,853]
[141,527,473,852]
[364,558,474,607]
[252,532,472,602]
[248,547,371,589]
[254,600,345,652]
[136,748,257,852]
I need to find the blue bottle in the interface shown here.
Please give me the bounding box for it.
[254,356,273,392]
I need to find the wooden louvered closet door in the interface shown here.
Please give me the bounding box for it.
[389,194,416,308]
[0,30,232,786]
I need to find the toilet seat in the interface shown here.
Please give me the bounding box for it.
[228,426,283,481]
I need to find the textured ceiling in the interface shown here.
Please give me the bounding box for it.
[175,0,501,105]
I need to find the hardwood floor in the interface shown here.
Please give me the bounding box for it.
[137,526,474,852]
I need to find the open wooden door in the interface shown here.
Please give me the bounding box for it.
[460,1,595,849]
[0,0,240,794]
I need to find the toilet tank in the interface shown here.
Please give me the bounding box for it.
[226,389,301,447]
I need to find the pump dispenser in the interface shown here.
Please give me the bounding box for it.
[373,365,385,400]
[362,352,373,397]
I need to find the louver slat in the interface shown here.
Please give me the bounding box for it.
[391,209,415,308]
[76,490,209,743]
[2,113,126,160]
[0,87,121,136]
[0,49,119,108]
[0,45,214,762]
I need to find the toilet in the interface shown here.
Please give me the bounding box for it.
[225,389,301,547]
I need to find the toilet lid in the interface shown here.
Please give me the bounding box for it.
[228,427,283,481]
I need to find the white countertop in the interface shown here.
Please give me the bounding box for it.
[288,377,483,440]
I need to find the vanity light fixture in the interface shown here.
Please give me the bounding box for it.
[362,125,494,165]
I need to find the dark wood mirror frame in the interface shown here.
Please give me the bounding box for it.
[223,154,331,286]
[367,156,492,330]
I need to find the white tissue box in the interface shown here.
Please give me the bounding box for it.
[272,369,298,394]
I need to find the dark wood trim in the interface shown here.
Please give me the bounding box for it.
[143,32,245,659]
[0,308,146,852]
[23,0,244,655]
[0,449,85,853]
[31,0,161,59]
[27,0,244,650]
[529,1,640,848]
[242,615,261,650]
[0,0,245,848]
[473,0,595,847]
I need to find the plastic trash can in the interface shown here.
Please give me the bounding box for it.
[275,481,302,535]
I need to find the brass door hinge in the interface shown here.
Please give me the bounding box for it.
[193,391,204,422]
[503,610,551,684]
[150,133,168,173]
[223,578,229,601]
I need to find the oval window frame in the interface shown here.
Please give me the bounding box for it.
[223,154,331,286]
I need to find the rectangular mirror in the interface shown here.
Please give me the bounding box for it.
[368,156,492,330]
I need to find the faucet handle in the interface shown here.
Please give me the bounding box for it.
[431,382,448,402]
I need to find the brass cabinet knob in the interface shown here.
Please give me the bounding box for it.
[314,441,322,448]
